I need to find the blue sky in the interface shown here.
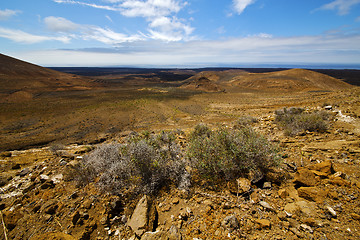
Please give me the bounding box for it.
[0,0,360,67]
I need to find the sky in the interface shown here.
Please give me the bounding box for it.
[0,0,360,67]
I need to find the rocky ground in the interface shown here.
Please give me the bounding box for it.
[1,97,360,240]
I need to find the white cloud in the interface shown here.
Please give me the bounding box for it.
[318,0,360,15]
[0,27,71,44]
[8,33,360,67]
[53,0,118,11]
[0,9,21,20]
[232,0,256,15]
[44,16,80,32]
[148,16,194,41]
[42,16,144,44]
[82,27,144,44]
[118,0,183,18]
[106,15,113,22]
[53,0,193,41]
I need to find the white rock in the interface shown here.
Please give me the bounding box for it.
[326,206,337,217]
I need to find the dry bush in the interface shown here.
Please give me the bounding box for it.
[234,116,258,129]
[275,108,329,136]
[78,131,188,195]
[187,124,279,183]
[48,142,65,156]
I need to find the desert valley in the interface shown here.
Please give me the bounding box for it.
[1,53,360,240]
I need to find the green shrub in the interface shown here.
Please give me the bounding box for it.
[275,108,329,136]
[187,124,279,183]
[79,131,187,195]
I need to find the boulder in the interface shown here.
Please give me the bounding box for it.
[227,178,251,194]
[297,187,327,203]
[309,160,333,176]
[128,195,158,237]
[294,168,316,187]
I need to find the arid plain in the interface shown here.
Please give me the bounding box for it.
[1,53,360,239]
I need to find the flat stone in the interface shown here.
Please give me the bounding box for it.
[255,219,271,229]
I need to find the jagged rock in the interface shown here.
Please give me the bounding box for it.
[294,168,316,187]
[168,225,182,240]
[297,187,327,203]
[277,211,287,221]
[18,167,30,177]
[263,182,272,189]
[278,188,290,199]
[303,218,321,227]
[41,179,55,189]
[284,201,318,217]
[288,218,300,229]
[309,160,333,176]
[300,224,313,233]
[227,178,251,194]
[222,215,240,232]
[172,197,180,205]
[326,206,337,218]
[254,219,271,229]
[128,195,157,237]
[42,200,59,215]
[82,199,93,209]
[328,176,350,186]
[259,201,276,212]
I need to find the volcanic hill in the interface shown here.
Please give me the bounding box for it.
[0,53,97,102]
[181,68,352,92]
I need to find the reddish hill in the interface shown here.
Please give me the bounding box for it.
[230,69,353,92]
[0,53,98,101]
[180,70,247,92]
[181,68,353,93]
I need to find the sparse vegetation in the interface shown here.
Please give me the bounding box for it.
[187,124,279,183]
[275,107,330,136]
[78,131,187,195]
[48,142,66,156]
[234,115,258,129]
